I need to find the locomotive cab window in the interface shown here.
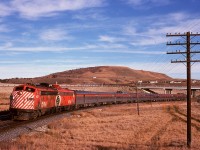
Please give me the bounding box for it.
[15,86,24,91]
[25,87,35,92]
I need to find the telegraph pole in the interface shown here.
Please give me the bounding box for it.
[136,82,140,115]
[166,32,200,148]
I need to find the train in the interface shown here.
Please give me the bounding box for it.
[9,83,186,120]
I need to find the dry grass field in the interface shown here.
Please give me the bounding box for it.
[1,101,200,150]
[0,85,13,111]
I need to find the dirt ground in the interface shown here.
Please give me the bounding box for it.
[0,101,199,150]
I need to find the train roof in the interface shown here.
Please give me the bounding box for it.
[15,83,72,91]
[75,90,115,94]
[75,90,131,95]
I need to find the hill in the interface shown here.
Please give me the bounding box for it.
[2,66,172,84]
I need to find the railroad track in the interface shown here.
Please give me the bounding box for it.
[0,105,104,141]
[0,111,73,141]
[0,101,139,141]
[0,120,15,130]
[0,110,11,120]
[0,114,11,120]
[0,111,13,132]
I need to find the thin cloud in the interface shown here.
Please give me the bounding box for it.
[2,42,13,48]
[93,49,165,55]
[0,25,11,32]
[0,46,85,52]
[130,36,166,46]
[73,9,107,21]
[0,43,164,55]
[99,35,125,43]
[10,0,105,19]
[127,0,171,8]
[39,28,71,41]
[0,59,85,65]
[0,2,13,17]
[123,12,200,46]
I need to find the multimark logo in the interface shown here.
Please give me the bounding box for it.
[55,95,61,106]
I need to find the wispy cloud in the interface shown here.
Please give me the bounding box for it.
[73,9,107,20]
[0,46,84,52]
[10,0,104,20]
[122,12,200,46]
[39,28,71,41]
[130,36,166,46]
[0,43,164,55]
[98,35,125,43]
[93,49,165,55]
[0,2,13,17]
[0,59,85,65]
[127,0,171,8]
[1,42,13,48]
[0,25,11,32]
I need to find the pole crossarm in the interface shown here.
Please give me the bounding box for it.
[167,51,200,54]
[166,33,200,36]
[167,51,186,54]
[171,60,200,63]
[166,42,187,45]
[167,42,200,45]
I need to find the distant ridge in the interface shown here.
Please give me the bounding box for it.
[2,66,172,84]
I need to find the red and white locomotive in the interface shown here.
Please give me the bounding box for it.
[10,83,75,120]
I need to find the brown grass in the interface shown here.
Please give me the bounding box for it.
[0,85,14,111]
[0,93,11,111]
[1,101,200,149]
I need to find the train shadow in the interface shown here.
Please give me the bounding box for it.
[0,110,11,121]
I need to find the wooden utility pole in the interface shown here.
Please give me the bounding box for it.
[166,32,200,148]
[136,82,140,115]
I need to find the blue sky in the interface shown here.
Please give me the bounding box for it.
[0,0,200,79]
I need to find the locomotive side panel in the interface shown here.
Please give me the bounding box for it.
[58,91,75,106]
[96,94,115,104]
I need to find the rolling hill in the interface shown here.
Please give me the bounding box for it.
[2,66,172,84]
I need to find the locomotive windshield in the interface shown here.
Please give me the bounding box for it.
[14,86,35,92]
[15,86,24,91]
[25,87,35,92]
